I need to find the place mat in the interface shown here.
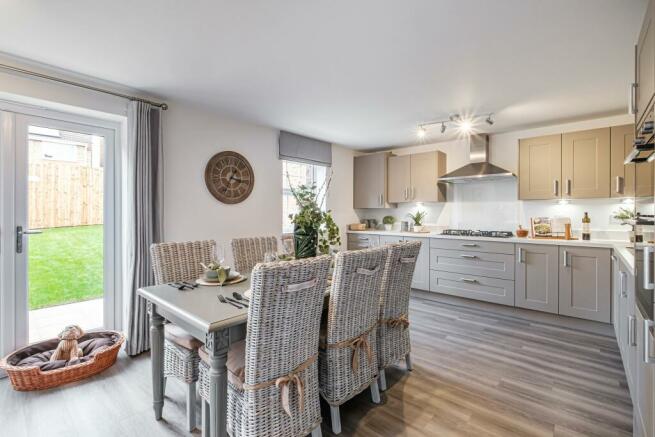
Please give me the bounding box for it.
[196,275,247,287]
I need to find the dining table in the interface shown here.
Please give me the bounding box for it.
[138,279,251,437]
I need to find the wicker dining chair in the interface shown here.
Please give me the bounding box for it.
[318,247,387,435]
[150,239,216,432]
[230,236,278,273]
[376,241,421,391]
[198,255,331,437]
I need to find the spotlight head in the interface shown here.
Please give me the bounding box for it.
[449,114,461,122]
[440,122,446,134]
[485,114,494,125]
[459,120,472,133]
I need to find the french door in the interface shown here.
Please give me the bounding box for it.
[1,110,120,355]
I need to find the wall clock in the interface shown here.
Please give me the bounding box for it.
[204,151,254,204]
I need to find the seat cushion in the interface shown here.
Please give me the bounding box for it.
[164,324,203,350]
[199,340,246,390]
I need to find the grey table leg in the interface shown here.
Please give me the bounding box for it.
[206,329,230,437]
[150,304,166,420]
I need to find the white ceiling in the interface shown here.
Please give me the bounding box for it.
[0,0,646,149]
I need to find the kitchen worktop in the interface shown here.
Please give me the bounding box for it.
[347,229,635,270]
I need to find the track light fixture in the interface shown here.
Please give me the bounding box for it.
[417,112,496,138]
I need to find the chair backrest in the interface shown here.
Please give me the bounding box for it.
[326,247,388,344]
[230,236,278,273]
[379,241,421,321]
[244,255,331,385]
[150,240,216,284]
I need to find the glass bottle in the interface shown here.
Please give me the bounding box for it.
[582,212,591,241]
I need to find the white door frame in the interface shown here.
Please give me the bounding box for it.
[0,105,123,358]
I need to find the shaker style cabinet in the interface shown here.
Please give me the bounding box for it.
[514,244,559,314]
[378,235,429,291]
[610,124,637,198]
[558,246,611,323]
[353,152,393,208]
[636,0,655,129]
[636,305,655,437]
[387,151,447,203]
[561,128,611,199]
[518,134,562,200]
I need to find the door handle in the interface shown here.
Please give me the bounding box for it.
[460,254,478,259]
[644,246,654,290]
[553,180,559,196]
[562,250,569,267]
[461,243,478,248]
[565,179,572,196]
[615,176,623,194]
[518,247,525,263]
[644,319,655,364]
[629,315,636,347]
[620,271,627,298]
[16,225,42,254]
[631,82,638,115]
[459,278,478,284]
[404,187,408,200]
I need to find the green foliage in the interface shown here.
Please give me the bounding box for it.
[382,215,396,225]
[407,210,427,226]
[287,173,341,255]
[613,207,636,224]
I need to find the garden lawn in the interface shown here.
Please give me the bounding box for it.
[28,225,103,310]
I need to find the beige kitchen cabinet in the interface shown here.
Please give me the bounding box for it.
[387,155,410,203]
[387,151,447,203]
[635,305,655,437]
[558,246,611,323]
[561,128,610,199]
[514,244,559,314]
[610,124,637,198]
[518,134,562,200]
[353,152,393,208]
[409,151,447,202]
[636,0,655,128]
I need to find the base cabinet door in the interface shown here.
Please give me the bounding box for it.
[405,237,429,291]
[558,246,611,322]
[636,306,655,437]
[515,244,559,314]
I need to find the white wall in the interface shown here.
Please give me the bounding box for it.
[357,113,638,237]
[328,145,359,248]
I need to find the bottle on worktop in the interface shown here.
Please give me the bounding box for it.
[582,212,591,241]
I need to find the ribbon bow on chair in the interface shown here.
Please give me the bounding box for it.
[349,332,373,373]
[275,369,306,417]
[386,314,410,329]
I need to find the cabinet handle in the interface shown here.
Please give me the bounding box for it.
[562,250,569,267]
[620,271,627,297]
[631,82,638,115]
[644,318,655,364]
[461,243,478,248]
[459,278,478,284]
[615,176,623,194]
[611,255,617,262]
[553,180,559,196]
[629,315,636,347]
[518,247,524,263]
[460,254,477,259]
[644,246,654,290]
[358,237,369,241]
[404,187,408,200]
[565,179,571,195]
[379,193,384,206]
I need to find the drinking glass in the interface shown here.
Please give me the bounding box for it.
[283,238,294,256]
[264,251,277,262]
[216,244,226,265]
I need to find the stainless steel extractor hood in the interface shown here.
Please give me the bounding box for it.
[437,134,515,183]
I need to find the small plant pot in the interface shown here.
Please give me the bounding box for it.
[384,224,392,231]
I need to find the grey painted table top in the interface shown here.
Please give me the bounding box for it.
[138,279,250,334]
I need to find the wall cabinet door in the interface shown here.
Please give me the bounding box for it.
[636,306,655,437]
[519,134,562,200]
[637,0,655,128]
[409,151,447,203]
[387,155,410,203]
[558,246,611,322]
[515,244,559,314]
[610,124,636,198]
[561,128,611,199]
[353,153,391,208]
[405,237,429,291]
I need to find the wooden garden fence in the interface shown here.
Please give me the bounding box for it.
[28,161,103,229]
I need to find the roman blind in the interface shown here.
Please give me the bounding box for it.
[278,131,332,167]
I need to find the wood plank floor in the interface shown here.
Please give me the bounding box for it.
[0,296,632,437]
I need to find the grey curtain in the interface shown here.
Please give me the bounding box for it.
[125,101,163,356]
[278,131,332,166]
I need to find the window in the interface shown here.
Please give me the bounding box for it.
[282,160,327,234]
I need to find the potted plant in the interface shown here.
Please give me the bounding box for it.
[287,174,341,258]
[407,210,427,233]
[382,215,396,231]
[613,207,637,242]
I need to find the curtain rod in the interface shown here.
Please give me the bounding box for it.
[0,62,168,110]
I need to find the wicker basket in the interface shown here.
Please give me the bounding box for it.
[0,330,124,391]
